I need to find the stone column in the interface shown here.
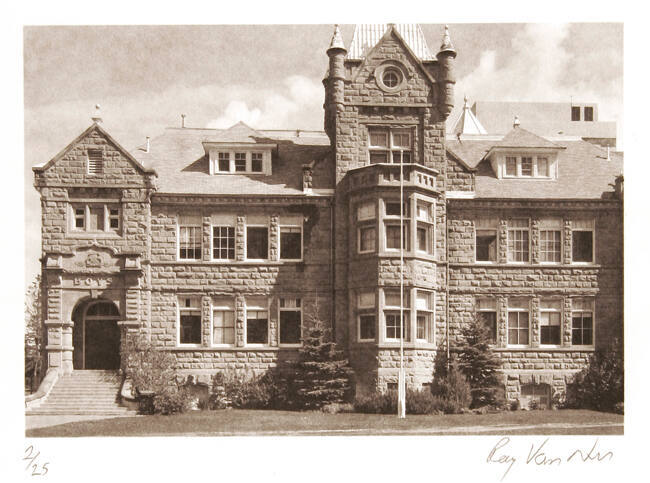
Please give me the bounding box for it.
[45,319,74,374]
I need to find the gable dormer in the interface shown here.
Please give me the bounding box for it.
[202,122,276,175]
[485,122,565,179]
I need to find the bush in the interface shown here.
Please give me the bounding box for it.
[153,386,194,415]
[354,390,397,414]
[353,388,466,415]
[220,370,274,409]
[430,361,472,411]
[565,338,623,412]
[121,334,178,393]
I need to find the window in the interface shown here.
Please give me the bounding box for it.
[179,297,201,345]
[507,219,529,262]
[571,106,581,121]
[384,200,410,251]
[572,298,593,346]
[279,298,301,345]
[357,201,376,253]
[235,152,247,172]
[521,157,533,177]
[507,298,529,346]
[416,290,434,343]
[537,157,549,177]
[280,223,302,260]
[506,157,517,176]
[357,291,376,341]
[540,299,562,345]
[503,156,553,178]
[572,220,594,263]
[71,204,120,233]
[476,218,498,262]
[247,226,268,260]
[212,299,235,345]
[382,68,401,88]
[87,149,103,174]
[416,201,434,255]
[584,106,594,122]
[218,152,230,172]
[477,298,497,344]
[179,216,202,260]
[521,384,551,409]
[368,127,412,164]
[251,153,263,173]
[212,226,235,260]
[540,218,562,263]
[384,290,410,341]
[246,298,268,345]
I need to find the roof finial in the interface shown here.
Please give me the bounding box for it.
[463,94,469,108]
[91,104,102,124]
[440,24,455,52]
[328,24,346,51]
[513,115,520,128]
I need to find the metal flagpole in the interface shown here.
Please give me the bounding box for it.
[398,149,406,419]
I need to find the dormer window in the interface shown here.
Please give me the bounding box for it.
[218,152,230,172]
[208,149,272,175]
[502,155,554,179]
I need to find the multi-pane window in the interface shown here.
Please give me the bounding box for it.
[507,219,530,262]
[246,226,268,259]
[476,218,498,262]
[540,299,562,345]
[572,220,594,263]
[235,152,247,172]
[368,127,412,164]
[572,298,594,346]
[212,299,235,345]
[540,218,562,263]
[416,201,434,255]
[179,216,202,260]
[218,152,230,172]
[507,298,530,346]
[503,156,553,178]
[384,200,410,251]
[280,225,302,260]
[279,298,301,345]
[87,149,103,174]
[416,290,434,343]
[179,297,201,345]
[384,290,410,341]
[357,201,376,253]
[537,157,549,177]
[212,226,235,260]
[71,204,120,233]
[505,156,517,176]
[357,291,376,341]
[521,384,551,409]
[246,298,268,345]
[477,298,497,344]
[521,157,533,176]
[251,153,263,172]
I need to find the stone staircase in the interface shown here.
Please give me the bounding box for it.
[26,370,136,416]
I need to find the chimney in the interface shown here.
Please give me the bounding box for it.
[146,136,150,153]
[91,104,102,124]
[513,115,520,128]
[181,114,186,128]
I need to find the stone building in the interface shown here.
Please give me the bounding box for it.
[31,24,623,409]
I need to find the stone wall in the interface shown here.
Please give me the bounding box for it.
[446,157,475,192]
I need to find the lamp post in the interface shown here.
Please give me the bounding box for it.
[398,149,406,419]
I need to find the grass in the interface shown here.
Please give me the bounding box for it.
[26,409,623,437]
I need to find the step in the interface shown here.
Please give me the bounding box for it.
[27,409,136,416]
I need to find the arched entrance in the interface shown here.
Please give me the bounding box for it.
[72,299,121,370]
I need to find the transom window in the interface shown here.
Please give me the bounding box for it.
[507,298,530,346]
[179,297,201,345]
[477,298,497,344]
[507,219,530,262]
[572,220,594,263]
[212,226,235,260]
[540,299,562,345]
[279,298,301,345]
[71,203,120,233]
[246,298,268,345]
[212,299,235,345]
[384,290,410,341]
[368,127,412,164]
[476,218,498,262]
[87,149,104,174]
[416,290,434,343]
[540,218,562,263]
[357,291,376,342]
[572,298,594,346]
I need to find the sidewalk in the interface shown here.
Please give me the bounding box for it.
[26,414,138,430]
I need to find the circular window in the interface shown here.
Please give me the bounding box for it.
[375,64,406,93]
[382,69,401,88]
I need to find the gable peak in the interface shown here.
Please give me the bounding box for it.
[347,24,435,61]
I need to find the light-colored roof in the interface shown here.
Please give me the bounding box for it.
[492,126,564,150]
[451,97,487,136]
[202,121,273,145]
[347,24,435,60]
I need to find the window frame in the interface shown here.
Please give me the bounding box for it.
[475,218,498,263]
[415,290,435,344]
[178,296,202,347]
[415,200,435,256]
[278,297,302,347]
[571,298,595,347]
[507,218,530,263]
[476,298,497,345]
[357,291,377,342]
[571,220,595,264]
[178,222,202,261]
[383,289,411,343]
[539,298,562,347]
[539,218,563,264]
[357,201,377,254]
[279,223,303,262]
[383,199,411,252]
[245,298,269,346]
[507,298,530,347]
[245,224,269,261]
[70,203,121,235]
[367,127,413,164]
[502,155,553,179]
[211,225,235,261]
[211,298,236,347]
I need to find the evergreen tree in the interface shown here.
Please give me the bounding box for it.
[292,304,353,410]
[457,314,502,407]
[25,275,44,393]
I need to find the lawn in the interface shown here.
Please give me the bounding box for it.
[26,409,623,437]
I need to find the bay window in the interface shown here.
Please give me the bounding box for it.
[416,201,434,255]
[416,290,434,343]
[384,200,410,251]
[357,291,376,342]
[357,201,376,253]
[384,290,410,342]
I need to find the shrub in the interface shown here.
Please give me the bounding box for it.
[565,338,623,412]
[353,390,396,414]
[121,334,178,393]
[430,361,472,411]
[153,386,194,415]
[354,388,465,415]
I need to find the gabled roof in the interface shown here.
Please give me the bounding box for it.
[347,24,435,61]
[202,121,274,145]
[33,122,156,174]
[451,97,488,136]
[492,126,564,150]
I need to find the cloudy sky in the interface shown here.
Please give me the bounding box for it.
[23,22,623,286]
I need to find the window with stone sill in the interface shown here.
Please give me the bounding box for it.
[475,218,498,262]
[178,221,202,261]
[507,218,530,263]
[416,201,434,256]
[178,297,202,346]
[507,298,530,346]
[540,218,562,263]
[384,290,410,342]
[70,203,120,234]
[572,220,595,264]
[246,298,269,345]
[212,299,235,346]
[357,201,376,254]
[279,298,301,345]
[368,127,412,164]
[246,225,269,260]
[540,299,562,346]
[416,290,434,343]
[476,298,497,344]
[280,225,302,261]
[212,225,235,260]
[357,291,376,342]
[384,200,410,251]
[571,298,594,346]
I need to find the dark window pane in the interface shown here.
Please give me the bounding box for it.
[541,326,561,345]
[369,152,388,164]
[218,153,230,172]
[251,153,263,172]
[180,313,201,344]
[476,231,497,261]
[584,106,593,122]
[280,310,301,344]
[571,106,581,121]
[417,227,427,252]
[359,315,376,340]
[572,231,593,262]
[280,228,301,259]
[359,227,376,252]
[391,151,411,163]
[481,312,497,343]
[235,153,246,171]
[247,313,268,344]
[247,227,268,259]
